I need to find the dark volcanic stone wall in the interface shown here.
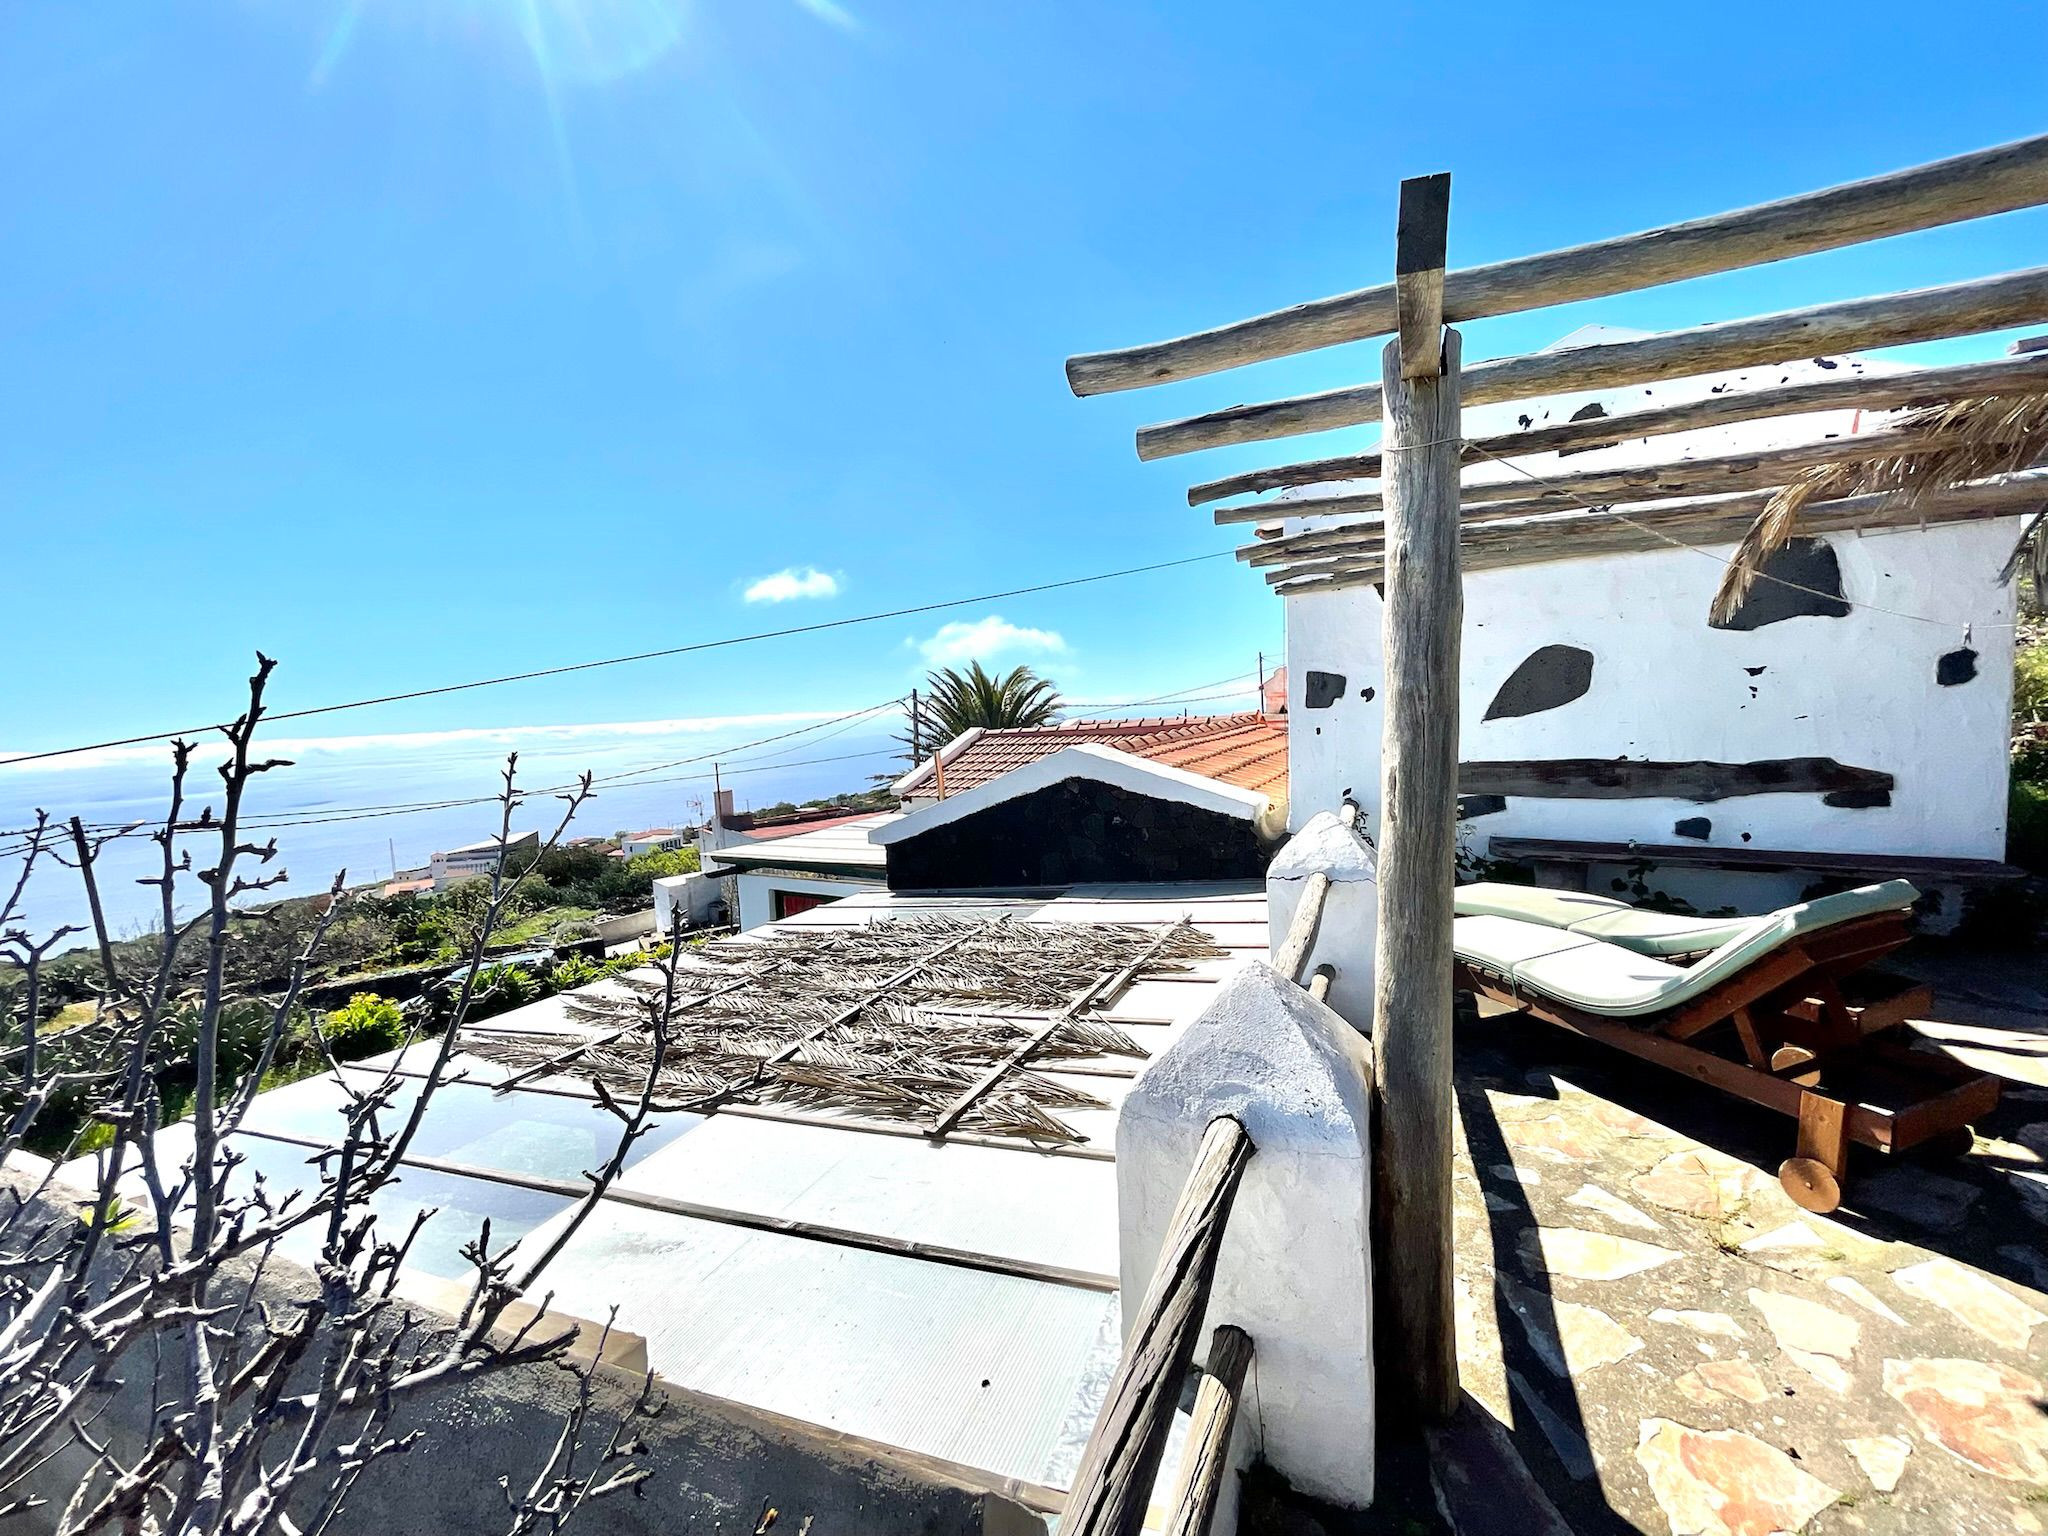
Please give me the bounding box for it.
[886,778,1265,890]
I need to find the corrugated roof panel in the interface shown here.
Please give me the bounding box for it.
[522,1200,1119,1487]
[617,1115,1120,1277]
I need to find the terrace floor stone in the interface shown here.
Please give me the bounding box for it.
[1449,946,2048,1536]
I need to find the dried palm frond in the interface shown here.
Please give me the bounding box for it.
[465,916,1222,1145]
[1709,392,2048,625]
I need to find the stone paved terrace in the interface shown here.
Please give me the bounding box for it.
[1449,942,2048,1536]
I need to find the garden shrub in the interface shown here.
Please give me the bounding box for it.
[321,992,407,1061]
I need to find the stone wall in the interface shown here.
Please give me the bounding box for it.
[885,778,1266,890]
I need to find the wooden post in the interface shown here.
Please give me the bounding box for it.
[1370,315,1464,1421]
[1162,1324,1255,1536]
[1396,174,1450,380]
[1063,1115,1255,1536]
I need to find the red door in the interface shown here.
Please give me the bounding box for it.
[773,889,831,920]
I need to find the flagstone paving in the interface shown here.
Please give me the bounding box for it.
[1451,973,2048,1536]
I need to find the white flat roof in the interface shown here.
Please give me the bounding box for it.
[66,881,1267,1500]
[709,810,901,873]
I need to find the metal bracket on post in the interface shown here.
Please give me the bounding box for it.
[1396,173,1451,380]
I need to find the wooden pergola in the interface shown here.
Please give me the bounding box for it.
[1061,134,2048,1431]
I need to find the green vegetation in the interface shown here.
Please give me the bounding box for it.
[902,662,1061,759]
[2014,621,2047,873]
[321,992,408,1060]
[751,786,896,817]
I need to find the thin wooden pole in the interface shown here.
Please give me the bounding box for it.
[1396,174,1450,381]
[1265,466,2048,592]
[1137,265,2048,459]
[1190,349,2048,506]
[1162,1325,1255,1536]
[1370,326,1463,1421]
[1062,1115,1255,1536]
[1066,132,2048,395]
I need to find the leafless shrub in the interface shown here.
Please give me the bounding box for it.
[0,657,668,1533]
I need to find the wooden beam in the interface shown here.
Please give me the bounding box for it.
[1396,174,1450,381]
[1066,133,2048,396]
[1485,835,2024,883]
[1062,1116,1255,1536]
[1189,351,2048,505]
[1458,756,1892,803]
[1162,1325,1255,1536]
[1270,871,1331,983]
[1370,329,1464,1422]
[1262,468,2048,589]
[1221,417,1963,527]
[928,922,1186,1137]
[1253,466,2048,585]
[1137,265,2048,459]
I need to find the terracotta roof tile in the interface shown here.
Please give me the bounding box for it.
[898,713,1287,799]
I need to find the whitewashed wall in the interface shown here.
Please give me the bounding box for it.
[1287,518,2019,913]
[1278,346,2022,916]
[735,870,881,931]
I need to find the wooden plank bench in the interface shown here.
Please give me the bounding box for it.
[1485,836,2025,893]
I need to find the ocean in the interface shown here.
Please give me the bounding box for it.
[1,712,903,942]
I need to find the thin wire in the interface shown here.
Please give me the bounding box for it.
[0,698,910,851]
[0,550,1235,769]
[0,654,1284,855]
[0,747,902,860]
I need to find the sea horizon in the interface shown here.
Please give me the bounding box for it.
[1,711,903,943]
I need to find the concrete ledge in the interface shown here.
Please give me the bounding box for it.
[3,1170,1046,1535]
[1267,808,1379,1026]
[1117,963,1375,1513]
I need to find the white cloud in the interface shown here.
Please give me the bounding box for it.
[743,566,841,604]
[916,614,1068,668]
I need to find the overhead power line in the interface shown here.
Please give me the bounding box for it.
[0,550,1236,769]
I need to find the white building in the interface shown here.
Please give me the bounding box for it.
[428,829,540,892]
[1279,342,2023,919]
[703,811,900,929]
[620,828,691,858]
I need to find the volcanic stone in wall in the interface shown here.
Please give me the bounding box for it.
[885,778,1266,890]
[1707,538,1849,631]
[1823,787,1893,809]
[1304,670,1348,709]
[1458,795,1508,820]
[1483,644,1594,721]
[1937,647,1979,686]
[1673,817,1711,840]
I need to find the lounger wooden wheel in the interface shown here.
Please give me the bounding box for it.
[1770,1045,1820,1085]
[1779,1156,1843,1214]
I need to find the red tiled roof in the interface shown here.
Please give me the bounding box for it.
[738,809,888,842]
[897,713,1287,799]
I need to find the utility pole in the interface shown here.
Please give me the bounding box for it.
[1256,651,1265,715]
[910,688,921,765]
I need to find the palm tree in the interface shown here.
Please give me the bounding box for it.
[901,662,1061,762]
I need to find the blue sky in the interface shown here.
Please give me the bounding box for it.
[3,0,2045,773]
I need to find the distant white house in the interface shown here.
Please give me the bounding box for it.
[702,812,899,929]
[620,828,691,858]
[428,829,540,892]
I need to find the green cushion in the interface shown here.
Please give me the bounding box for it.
[1455,880,1917,1019]
[1458,881,1833,958]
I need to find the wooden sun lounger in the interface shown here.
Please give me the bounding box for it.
[1454,908,2000,1213]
